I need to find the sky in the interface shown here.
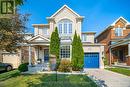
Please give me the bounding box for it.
[19,0,130,35]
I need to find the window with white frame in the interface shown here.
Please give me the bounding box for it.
[58,23,62,34]
[60,45,70,58]
[115,27,123,36]
[58,19,72,35]
[43,28,48,35]
[69,23,72,34]
[82,34,86,42]
[38,28,43,35]
[38,28,48,35]
[64,23,67,34]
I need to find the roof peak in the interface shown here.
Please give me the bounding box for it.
[111,16,129,26]
[50,5,82,18]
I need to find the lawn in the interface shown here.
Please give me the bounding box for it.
[106,67,130,76]
[0,70,98,87]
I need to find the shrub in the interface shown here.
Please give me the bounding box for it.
[55,59,60,70]
[18,63,28,72]
[72,64,83,71]
[58,59,72,72]
[72,32,84,71]
[103,57,109,66]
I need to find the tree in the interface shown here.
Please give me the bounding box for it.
[77,36,84,66]
[15,0,25,6]
[72,31,78,66]
[72,31,84,71]
[0,14,29,52]
[49,27,60,60]
[0,0,28,62]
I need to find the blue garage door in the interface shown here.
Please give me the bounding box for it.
[84,53,99,68]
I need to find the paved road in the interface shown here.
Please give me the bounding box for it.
[86,69,130,87]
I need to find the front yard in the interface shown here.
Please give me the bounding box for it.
[106,67,130,76]
[0,70,98,87]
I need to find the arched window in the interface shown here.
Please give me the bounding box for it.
[115,27,123,36]
[58,19,72,35]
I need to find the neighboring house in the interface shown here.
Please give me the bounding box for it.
[96,17,130,66]
[1,33,33,68]
[1,5,104,69]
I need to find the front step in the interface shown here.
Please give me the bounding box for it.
[117,63,127,66]
[43,63,50,71]
[112,63,130,69]
[28,63,50,72]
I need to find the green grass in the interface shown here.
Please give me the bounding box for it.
[106,67,130,76]
[0,70,98,87]
[0,70,20,81]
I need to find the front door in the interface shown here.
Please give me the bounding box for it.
[119,50,124,62]
[44,49,49,62]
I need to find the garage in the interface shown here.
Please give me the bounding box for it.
[2,53,20,68]
[84,53,99,68]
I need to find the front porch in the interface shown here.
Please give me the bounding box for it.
[110,39,130,66]
[27,35,51,72]
[25,35,72,72]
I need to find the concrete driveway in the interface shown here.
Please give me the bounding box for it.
[85,69,130,87]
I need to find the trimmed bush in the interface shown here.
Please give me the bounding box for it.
[58,59,72,72]
[72,31,84,71]
[72,64,83,71]
[18,63,28,72]
[103,57,109,65]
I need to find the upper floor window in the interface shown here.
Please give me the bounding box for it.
[58,24,62,34]
[115,28,123,36]
[82,34,86,42]
[43,28,48,35]
[69,23,72,34]
[38,28,48,35]
[58,19,72,35]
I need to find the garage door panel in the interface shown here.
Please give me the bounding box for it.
[84,53,99,68]
[2,54,20,68]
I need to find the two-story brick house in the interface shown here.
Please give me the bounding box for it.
[96,17,130,66]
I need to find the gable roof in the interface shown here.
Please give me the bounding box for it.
[50,5,81,18]
[28,35,50,42]
[96,16,130,39]
[111,16,130,26]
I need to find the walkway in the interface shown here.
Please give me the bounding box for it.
[86,69,130,87]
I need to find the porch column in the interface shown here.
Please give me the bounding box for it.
[128,43,130,56]
[28,45,31,66]
[34,47,37,65]
[109,47,112,66]
[127,43,130,66]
